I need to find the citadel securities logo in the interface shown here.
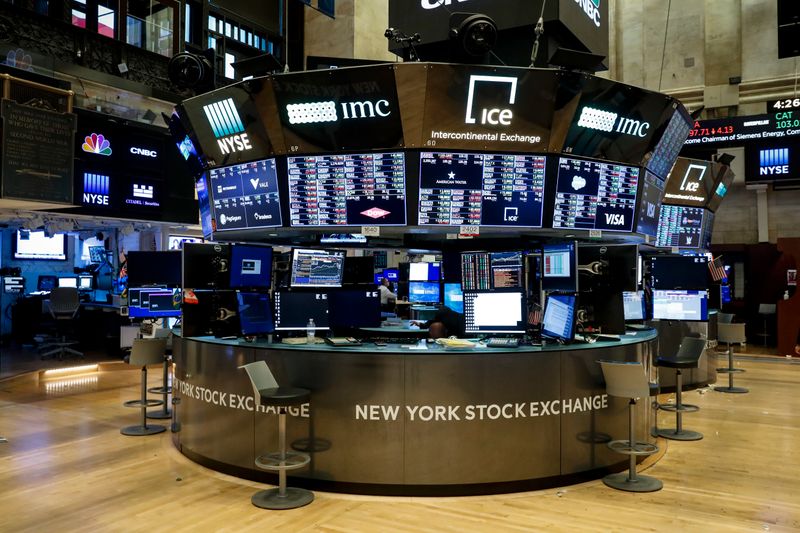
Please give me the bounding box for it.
[577,106,650,138]
[82,133,112,156]
[576,0,601,27]
[202,98,252,155]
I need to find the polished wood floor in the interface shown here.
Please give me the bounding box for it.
[0,357,799,532]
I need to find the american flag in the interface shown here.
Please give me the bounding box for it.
[709,255,726,282]
[528,305,543,326]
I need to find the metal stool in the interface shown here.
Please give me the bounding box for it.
[598,360,662,492]
[756,303,775,346]
[656,336,706,441]
[121,338,167,436]
[147,353,173,419]
[715,322,748,394]
[241,361,314,510]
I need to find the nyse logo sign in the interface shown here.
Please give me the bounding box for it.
[759,148,789,175]
[465,75,518,126]
[202,98,252,155]
[286,99,391,125]
[577,106,650,138]
[575,0,601,27]
[83,173,110,206]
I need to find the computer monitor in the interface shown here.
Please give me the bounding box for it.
[78,275,93,291]
[342,256,375,285]
[542,294,577,341]
[229,244,272,289]
[409,262,440,282]
[58,277,78,288]
[89,245,107,264]
[237,292,275,336]
[443,283,464,313]
[182,243,231,289]
[290,249,346,288]
[579,290,626,334]
[14,230,67,261]
[408,281,440,303]
[652,290,709,321]
[650,255,709,290]
[489,251,523,289]
[383,268,399,282]
[623,291,647,321]
[38,275,58,292]
[464,291,526,334]
[328,289,381,328]
[542,243,578,292]
[127,251,182,287]
[578,244,638,293]
[127,288,182,318]
[461,252,491,291]
[720,285,732,304]
[274,291,331,331]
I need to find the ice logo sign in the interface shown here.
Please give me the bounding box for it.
[465,75,518,126]
[202,98,252,155]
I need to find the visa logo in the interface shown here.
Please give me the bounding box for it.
[605,213,625,226]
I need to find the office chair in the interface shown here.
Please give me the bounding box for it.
[40,288,83,360]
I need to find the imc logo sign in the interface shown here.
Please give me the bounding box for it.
[577,106,650,138]
[82,133,112,156]
[83,173,110,206]
[202,98,252,155]
[759,148,789,176]
[285,99,391,125]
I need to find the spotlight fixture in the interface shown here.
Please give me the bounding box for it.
[168,48,216,93]
[449,13,498,58]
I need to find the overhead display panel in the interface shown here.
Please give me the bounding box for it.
[551,157,640,232]
[272,66,403,154]
[208,159,282,231]
[634,171,665,237]
[420,65,557,152]
[744,137,800,184]
[418,152,547,227]
[655,205,706,248]
[645,106,693,179]
[684,110,800,148]
[662,157,715,208]
[287,152,406,226]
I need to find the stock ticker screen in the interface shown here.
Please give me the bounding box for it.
[288,152,406,226]
[655,205,706,248]
[552,157,639,232]
[418,152,546,227]
[208,159,282,231]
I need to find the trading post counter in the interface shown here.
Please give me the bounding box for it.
[172,330,658,496]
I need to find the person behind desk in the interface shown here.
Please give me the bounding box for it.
[378,277,397,312]
[413,306,465,339]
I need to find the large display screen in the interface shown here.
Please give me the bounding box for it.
[552,157,639,232]
[684,112,800,148]
[744,139,800,184]
[463,291,526,334]
[652,290,708,321]
[126,251,182,287]
[646,107,693,179]
[274,291,330,331]
[288,152,406,226]
[418,152,546,227]
[196,175,214,239]
[651,255,709,290]
[655,205,706,248]
[662,158,714,207]
[208,159,282,231]
[461,252,491,291]
[290,248,346,288]
[13,231,67,261]
[635,171,666,237]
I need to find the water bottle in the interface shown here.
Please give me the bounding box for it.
[307,318,316,343]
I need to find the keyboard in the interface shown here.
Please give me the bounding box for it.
[325,337,362,347]
[369,337,422,345]
[486,338,520,348]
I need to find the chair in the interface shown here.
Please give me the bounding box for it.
[598,360,662,492]
[656,336,707,441]
[240,361,313,510]
[121,338,167,436]
[40,288,83,360]
[757,303,776,346]
[147,330,173,420]
[715,322,748,394]
[717,312,734,324]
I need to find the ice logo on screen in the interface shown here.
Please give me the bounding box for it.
[577,106,650,137]
[503,207,519,222]
[575,0,601,27]
[361,207,391,220]
[465,75,517,126]
[82,133,112,156]
[202,98,252,155]
[571,176,587,191]
[759,148,789,176]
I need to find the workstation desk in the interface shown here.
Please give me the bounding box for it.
[172,329,660,495]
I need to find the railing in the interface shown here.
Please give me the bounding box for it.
[0,73,74,112]
[126,13,174,58]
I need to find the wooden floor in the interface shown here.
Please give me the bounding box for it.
[1,357,799,532]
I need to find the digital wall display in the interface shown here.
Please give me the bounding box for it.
[655,205,706,248]
[646,107,693,179]
[418,152,546,227]
[288,152,406,226]
[13,231,67,261]
[744,139,800,183]
[552,157,639,232]
[208,159,282,231]
[684,111,800,147]
[461,252,491,291]
[635,171,665,237]
[662,158,714,207]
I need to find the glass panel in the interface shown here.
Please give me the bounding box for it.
[98,5,115,38]
[208,35,216,49]
[224,52,235,79]
[225,22,231,38]
[72,9,86,29]
[126,1,174,57]
[208,15,216,33]
[185,3,191,42]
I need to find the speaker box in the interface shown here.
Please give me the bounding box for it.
[778,23,800,59]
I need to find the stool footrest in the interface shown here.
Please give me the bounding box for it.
[251,487,314,510]
[714,385,749,394]
[656,427,703,441]
[659,403,699,413]
[124,399,163,408]
[603,472,662,493]
[607,439,659,456]
[120,424,166,436]
[147,386,172,394]
[255,451,311,472]
[146,409,172,420]
[716,368,745,374]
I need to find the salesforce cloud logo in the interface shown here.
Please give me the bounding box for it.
[571,176,587,191]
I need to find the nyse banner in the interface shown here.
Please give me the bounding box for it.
[421,65,556,151]
[1,100,76,204]
[272,66,403,153]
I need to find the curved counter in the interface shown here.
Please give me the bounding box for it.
[172,330,658,495]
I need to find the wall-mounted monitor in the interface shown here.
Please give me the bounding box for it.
[652,290,708,321]
[635,171,666,237]
[418,152,546,227]
[288,152,406,226]
[646,107,693,180]
[744,140,799,185]
[290,248,346,288]
[320,234,368,244]
[13,231,67,261]
[552,157,639,232]
[464,290,526,334]
[229,244,272,289]
[196,175,214,239]
[274,291,330,331]
[208,158,282,231]
[654,205,707,248]
[126,251,182,287]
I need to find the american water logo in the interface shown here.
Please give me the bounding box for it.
[760,148,789,176]
[82,133,112,156]
[83,173,109,206]
[202,98,252,155]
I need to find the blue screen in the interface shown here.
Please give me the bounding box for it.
[237,292,274,335]
[721,285,731,304]
[409,281,440,303]
[384,268,399,281]
[542,294,576,341]
[444,283,464,313]
[128,288,181,318]
[230,245,272,289]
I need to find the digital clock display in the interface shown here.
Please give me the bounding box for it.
[769,99,800,111]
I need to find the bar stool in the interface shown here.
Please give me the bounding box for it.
[240,361,314,510]
[121,338,167,436]
[598,360,662,492]
[147,353,173,420]
[756,303,776,346]
[656,336,707,441]
[715,322,748,394]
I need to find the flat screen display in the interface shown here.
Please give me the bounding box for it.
[542,294,577,341]
[652,290,708,321]
[418,152,546,227]
[408,281,440,303]
[461,252,491,291]
[58,277,78,288]
[408,262,440,282]
[443,283,464,313]
[651,255,709,290]
[290,249,346,288]
[542,243,578,292]
[274,291,330,331]
[168,235,202,250]
[126,251,182,287]
[328,289,381,328]
[78,275,93,290]
[288,152,406,226]
[489,251,523,289]
[128,288,181,318]
[464,291,526,334]
[208,159,282,231]
[182,243,231,289]
[552,157,639,232]
[623,291,646,321]
[662,158,714,207]
[744,140,800,184]
[646,108,693,180]
[196,175,214,239]
[14,231,67,261]
[237,292,274,335]
[655,205,706,248]
[230,244,272,289]
[38,275,57,291]
[635,171,666,237]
